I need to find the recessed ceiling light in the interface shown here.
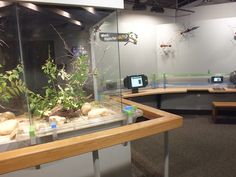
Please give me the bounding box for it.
[20,3,40,12]
[0,1,12,8]
[83,7,96,14]
[53,9,71,18]
[70,19,82,26]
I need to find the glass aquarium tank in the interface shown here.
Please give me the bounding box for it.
[0,2,125,151]
[0,3,29,144]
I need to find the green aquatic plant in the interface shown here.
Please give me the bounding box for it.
[28,54,89,117]
[68,55,89,105]
[0,64,26,104]
[0,57,89,118]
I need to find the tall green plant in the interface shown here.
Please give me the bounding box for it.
[0,64,26,103]
[68,55,89,106]
[28,54,89,117]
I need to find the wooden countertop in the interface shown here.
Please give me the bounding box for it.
[208,88,236,93]
[212,101,236,107]
[122,87,236,98]
[0,98,183,174]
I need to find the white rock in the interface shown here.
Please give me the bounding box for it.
[35,122,48,131]
[0,116,7,123]
[9,128,18,140]
[2,112,16,119]
[0,119,18,135]
[88,108,114,119]
[81,102,92,115]
[49,116,66,126]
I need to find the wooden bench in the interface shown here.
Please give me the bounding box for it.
[212,102,236,122]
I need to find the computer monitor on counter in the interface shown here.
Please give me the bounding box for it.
[211,76,223,84]
[124,74,148,93]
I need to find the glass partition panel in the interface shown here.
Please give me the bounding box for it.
[117,10,159,91]
[0,1,124,151]
[91,12,123,108]
[0,3,30,148]
[16,4,124,143]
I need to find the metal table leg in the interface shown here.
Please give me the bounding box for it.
[164,131,169,177]
[92,150,101,177]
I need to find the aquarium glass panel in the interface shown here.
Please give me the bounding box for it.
[91,12,122,103]
[13,3,125,144]
[0,3,30,149]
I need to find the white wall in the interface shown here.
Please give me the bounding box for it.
[118,9,176,78]
[91,2,236,86]
[169,2,236,74]
[118,2,236,79]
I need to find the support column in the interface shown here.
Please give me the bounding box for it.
[164,131,169,177]
[92,150,101,177]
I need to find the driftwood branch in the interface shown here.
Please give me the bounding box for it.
[0,104,5,109]
[50,24,73,58]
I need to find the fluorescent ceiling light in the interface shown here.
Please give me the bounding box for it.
[0,1,12,8]
[70,19,82,26]
[19,3,82,27]
[20,3,40,12]
[52,9,71,18]
[51,9,82,26]
[61,10,71,18]
[83,7,95,14]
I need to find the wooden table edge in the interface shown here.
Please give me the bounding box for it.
[0,98,183,175]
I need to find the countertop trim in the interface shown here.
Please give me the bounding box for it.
[0,98,182,175]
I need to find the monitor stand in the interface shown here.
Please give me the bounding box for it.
[132,88,139,93]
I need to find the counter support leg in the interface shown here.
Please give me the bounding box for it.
[212,106,217,123]
[92,150,101,177]
[164,131,169,177]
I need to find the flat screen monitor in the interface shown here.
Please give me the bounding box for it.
[131,76,143,88]
[211,76,223,84]
[124,74,148,93]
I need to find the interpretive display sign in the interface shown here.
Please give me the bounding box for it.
[99,32,138,45]
[99,33,129,42]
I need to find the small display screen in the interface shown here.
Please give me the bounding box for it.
[131,76,143,87]
[214,77,222,82]
[211,76,223,83]
[123,74,148,93]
